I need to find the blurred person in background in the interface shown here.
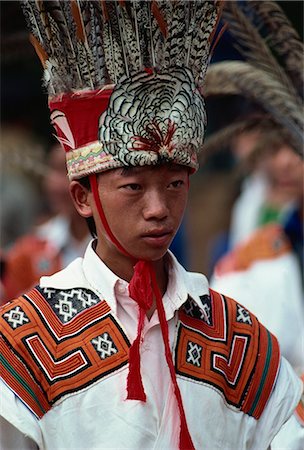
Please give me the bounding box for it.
[228,118,281,249]
[230,122,303,250]
[211,129,304,374]
[1,144,91,303]
[0,125,45,250]
[38,143,91,267]
[203,3,304,443]
[205,116,275,272]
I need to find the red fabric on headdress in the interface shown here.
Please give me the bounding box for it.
[49,88,113,152]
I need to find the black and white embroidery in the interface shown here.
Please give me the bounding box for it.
[200,295,213,325]
[186,341,202,367]
[236,304,252,325]
[3,305,30,329]
[91,332,118,360]
[183,294,213,325]
[54,297,78,322]
[37,287,100,323]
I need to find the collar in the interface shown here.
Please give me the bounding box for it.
[82,240,210,316]
[82,240,121,314]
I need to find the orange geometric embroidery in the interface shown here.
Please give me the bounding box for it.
[1,335,51,418]
[180,290,227,341]
[24,334,89,382]
[213,334,249,385]
[175,289,280,419]
[1,287,131,418]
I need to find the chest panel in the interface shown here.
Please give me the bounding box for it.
[1,287,130,418]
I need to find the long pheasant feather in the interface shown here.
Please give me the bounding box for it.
[244,0,304,98]
[22,0,222,95]
[189,1,219,83]
[21,0,48,52]
[82,1,108,85]
[204,60,303,156]
[71,0,86,42]
[29,33,48,67]
[222,1,298,100]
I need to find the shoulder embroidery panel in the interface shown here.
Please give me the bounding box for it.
[1,286,130,419]
[175,288,280,419]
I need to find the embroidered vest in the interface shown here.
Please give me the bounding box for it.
[1,286,279,420]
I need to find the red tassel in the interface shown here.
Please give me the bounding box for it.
[127,261,153,401]
[126,309,146,401]
[179,417,195,450]
[129,261,153,310]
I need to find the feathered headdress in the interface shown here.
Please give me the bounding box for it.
[202,0,303,158]
[21,2,222,449]
[21,0,222,179]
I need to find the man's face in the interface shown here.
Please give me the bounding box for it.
[90,164,189,262]
[265,145,304,198]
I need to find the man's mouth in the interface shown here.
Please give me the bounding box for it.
[141,229,173,247]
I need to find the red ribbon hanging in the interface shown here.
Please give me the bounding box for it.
[127,261,153,401]
[89,174,195,450]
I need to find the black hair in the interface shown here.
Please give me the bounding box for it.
[77,176,97,238]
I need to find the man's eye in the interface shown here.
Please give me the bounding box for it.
[123,183,141,191]
[169,180,184,188]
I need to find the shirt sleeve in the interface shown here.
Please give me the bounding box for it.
[0,416,38,450]
[0,380,42,448]
[271,413,304,450]
[251,357,303,450]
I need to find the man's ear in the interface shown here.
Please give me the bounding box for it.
[69,181,93,218]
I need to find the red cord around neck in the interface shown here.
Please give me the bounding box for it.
[89,174,131,257]
[89,173,195,450]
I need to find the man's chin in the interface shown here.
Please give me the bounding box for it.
[131,245,170,262]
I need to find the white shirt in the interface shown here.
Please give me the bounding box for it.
[1,242,302,450]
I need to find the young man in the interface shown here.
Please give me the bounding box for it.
[1,1,302,449]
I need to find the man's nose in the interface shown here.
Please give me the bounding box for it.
[143,189,169,220]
